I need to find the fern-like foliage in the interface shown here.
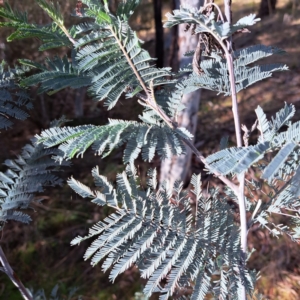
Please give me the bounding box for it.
[74,0,175,109]
[1,0,175,111]
[69,167,257,299]
[0,138,70,226]
[174,45,287,96]
[164,7,287,96]
[0,1,75,51]
[20,56,92,95]
[0,61,32,130]
[2,1,299,298]
[164,6,260,38]
[205,104,296,175]
[206,103,300,240]
[36,117,192,164]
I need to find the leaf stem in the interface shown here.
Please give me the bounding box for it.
[60,26,76,45]
[109,27,150,97]
[223,1,247,298]
[188,3,247,297]
[223,0,233,50]
[0,245,33,300]
[202,3,225,23]
[181,136,239,193]
[137,93,239,193]
[193,1,247,254]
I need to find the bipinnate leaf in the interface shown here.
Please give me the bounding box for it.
[0,62,32,130]
[0,139,69,225]
[36,120,191,164]
[70,167,256,299]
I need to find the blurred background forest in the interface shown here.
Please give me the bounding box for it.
[1,0,300,299]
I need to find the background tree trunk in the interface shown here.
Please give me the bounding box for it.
[258,0,277,17]
[74,87,85,118]
[160,0,203,187]
[153,0,164,68]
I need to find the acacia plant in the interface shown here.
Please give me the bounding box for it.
[0,0,300,299]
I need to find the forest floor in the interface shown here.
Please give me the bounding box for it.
[0,0,300,299]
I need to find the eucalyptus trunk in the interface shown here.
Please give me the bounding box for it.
[160,0,203,187]
[258,0,277,17]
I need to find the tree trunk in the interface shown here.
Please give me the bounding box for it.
[160,0,203,188]
[153,0,164,68]
[258,0,277,17]
[74,87,85,118]
[292,0,298,16]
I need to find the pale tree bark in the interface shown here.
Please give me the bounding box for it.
[160,0,203,187]
[74,87,85,118]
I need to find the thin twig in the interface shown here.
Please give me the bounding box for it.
[251,199,262,221]
[223,0,233,50]
[0,246,33,300]
[223,1,247,299]
[60,26,76,45]
[272,211,300,219]
[192,38,203,74]
[181,137,239,194]
[285,207,300,213]
[201,2,225,23]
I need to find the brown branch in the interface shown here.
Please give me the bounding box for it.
[223,0,233,50]
[136,92,239,195]
[0,245,33,300]
[181,137,239,194]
